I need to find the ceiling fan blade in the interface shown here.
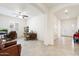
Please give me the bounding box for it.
[22,15,28,19]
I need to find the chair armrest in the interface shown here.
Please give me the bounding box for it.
[0,44,21,56]
[4,40,17,47]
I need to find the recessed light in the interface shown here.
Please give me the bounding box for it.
[64,9,68,13]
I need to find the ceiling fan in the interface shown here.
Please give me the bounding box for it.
[16,11,28,19]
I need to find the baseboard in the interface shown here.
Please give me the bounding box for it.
[61,35,72,37]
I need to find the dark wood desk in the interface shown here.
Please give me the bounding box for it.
[24,33,37,40]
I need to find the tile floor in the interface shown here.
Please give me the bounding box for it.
[17,37,79,56]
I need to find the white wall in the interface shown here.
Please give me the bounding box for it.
[27,14,48,42]
[48,7,78,43]
[26,5,79,46]
[0,10,59,46]
[0,14,25,38]
[77,16,79,30]
[26,9,60,45]
[61,18,77,36]
[47,10,60,45]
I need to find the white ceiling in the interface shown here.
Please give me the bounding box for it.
[0,3,79,20]
[43,3,63,9]
[0,3,48,19]
[54,4,79,20]
[44,3,79,20]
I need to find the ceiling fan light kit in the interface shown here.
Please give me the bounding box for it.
[16,11,28,19]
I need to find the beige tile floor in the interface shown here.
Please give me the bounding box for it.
[17,37,79,56]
